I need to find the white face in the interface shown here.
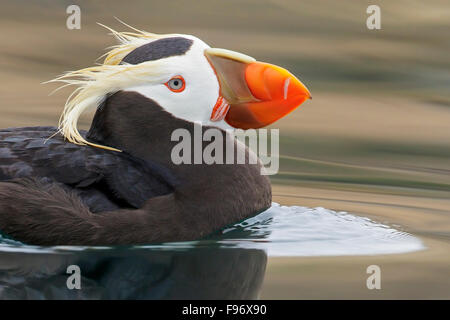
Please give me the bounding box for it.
[124,35,232,130]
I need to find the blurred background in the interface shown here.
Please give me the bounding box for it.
[0,0,449,298]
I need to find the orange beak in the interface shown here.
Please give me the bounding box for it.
[205,48,311,129]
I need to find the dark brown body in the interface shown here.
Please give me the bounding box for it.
[0,91,271,245]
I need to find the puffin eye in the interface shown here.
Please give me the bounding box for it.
[165,76,185,92]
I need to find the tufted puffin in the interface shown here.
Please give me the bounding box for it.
[0,26,311,245]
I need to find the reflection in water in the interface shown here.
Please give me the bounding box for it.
[0,203,424,299]
[0,247,267,299]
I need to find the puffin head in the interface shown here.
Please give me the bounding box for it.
[52,25,311,151]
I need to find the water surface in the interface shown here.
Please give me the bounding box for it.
[0,203,425,299]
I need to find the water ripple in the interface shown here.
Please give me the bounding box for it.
[216,203,425,256]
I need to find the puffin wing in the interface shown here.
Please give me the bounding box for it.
[101,152,177,209]
[0,127,103,186]
[0,127,175,211]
